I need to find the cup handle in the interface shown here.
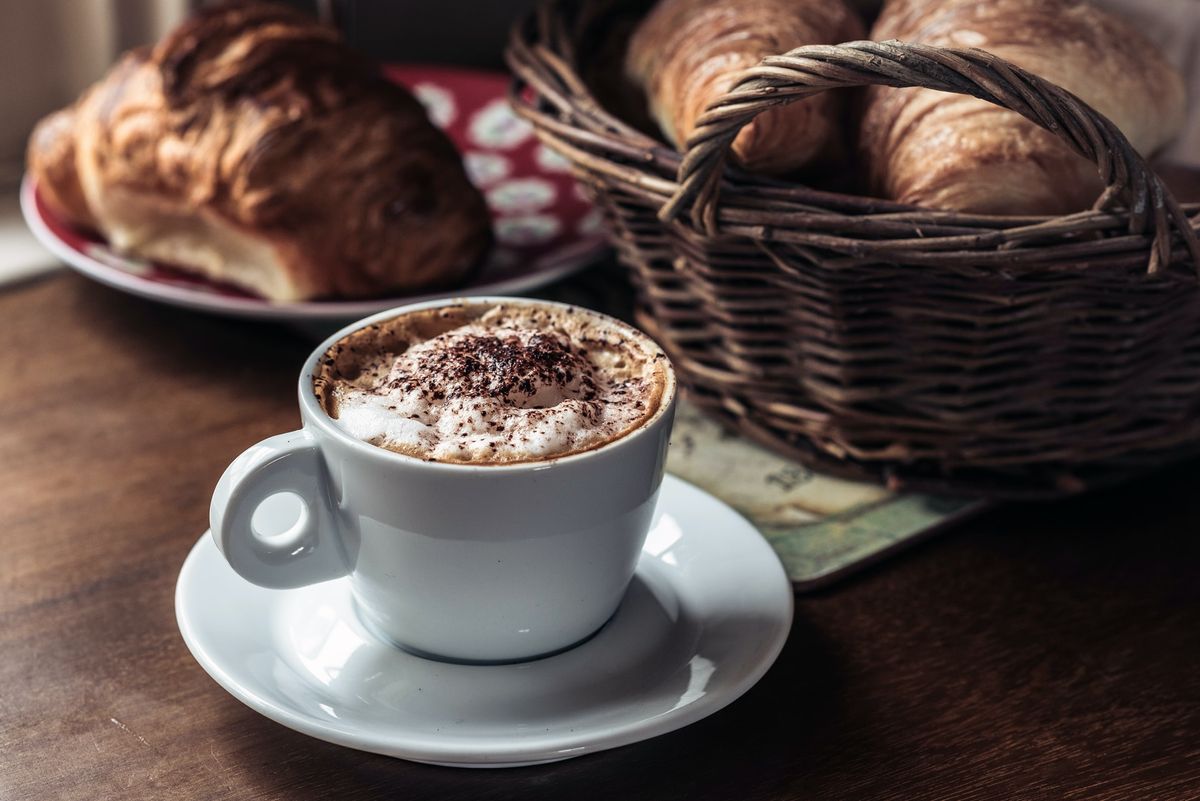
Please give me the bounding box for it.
[209,429,349,589]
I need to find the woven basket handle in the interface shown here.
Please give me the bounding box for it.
[661,40,1198,274]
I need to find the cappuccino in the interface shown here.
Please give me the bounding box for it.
[314,301,670,464]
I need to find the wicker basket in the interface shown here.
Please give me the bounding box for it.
[507,0,1200,498]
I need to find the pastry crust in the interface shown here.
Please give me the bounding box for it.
[626,0,864,175]
[27,3,490,300]
[860,0,1187,215]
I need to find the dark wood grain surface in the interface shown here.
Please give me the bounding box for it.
[3,169,1200,799]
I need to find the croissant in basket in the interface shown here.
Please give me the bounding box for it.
[860,0,1187,215]
[27,2,491,301]
[625,0,864,175]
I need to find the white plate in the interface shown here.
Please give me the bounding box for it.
[175,475,793,768]
[20,65,608,324]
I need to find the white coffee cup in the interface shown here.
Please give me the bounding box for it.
[209,297,677,664]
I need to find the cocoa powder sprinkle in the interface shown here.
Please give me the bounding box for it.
[396,332,596,405]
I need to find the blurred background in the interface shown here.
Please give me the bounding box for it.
[2,0,1196,186]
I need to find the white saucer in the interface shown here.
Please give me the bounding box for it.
[176,475,793,768]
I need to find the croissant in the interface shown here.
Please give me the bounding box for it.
[626,0,864,175]
[26,3,490,301]
[860,0,1186,215]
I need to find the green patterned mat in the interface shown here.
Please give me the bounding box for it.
[666,399,986,590]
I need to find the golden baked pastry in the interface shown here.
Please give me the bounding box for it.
[27,2,491,301]
[625,0,864,175]
[860,0,1186,215]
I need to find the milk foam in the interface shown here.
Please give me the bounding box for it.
[316,304,668,463]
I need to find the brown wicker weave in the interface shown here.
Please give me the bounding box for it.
[507,0,1200,497]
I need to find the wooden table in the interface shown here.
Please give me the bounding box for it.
[4,211,1200,798]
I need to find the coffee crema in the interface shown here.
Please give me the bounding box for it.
[313,302,671,464]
